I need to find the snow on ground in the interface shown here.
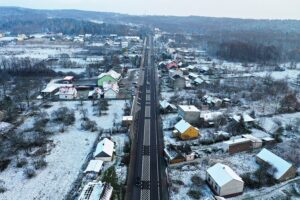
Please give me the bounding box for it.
[52,67,86,74]
[252,70,300,81]
[111,133,129,184]
[0,100,125,200]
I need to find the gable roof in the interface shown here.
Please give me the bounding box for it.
[94,138,114,158]
[84,160,104,173]
[98,70,121,80]
[256,148,293,179]
[233,114,255,123]
[174,119,192,133]
[178,105,200,112]
[207,163,243,187]
[159,100,176,110]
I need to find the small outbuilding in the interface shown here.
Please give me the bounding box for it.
[84,160,104,174]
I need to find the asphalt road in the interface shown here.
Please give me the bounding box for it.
[126,36,168,200]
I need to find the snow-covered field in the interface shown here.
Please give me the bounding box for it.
[0,100,125,200]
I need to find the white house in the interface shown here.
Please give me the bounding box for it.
[78,181,113,200]
[103,83,119,98]
[94,138,115,162]
[178,105,200,123]
[84,160,104,174]
[59,86,77,99]
[206,163,244,197]
[256,148,296,181]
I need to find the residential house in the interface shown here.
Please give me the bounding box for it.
[63,76,74,84]
[94,138,115,162]
[232,114,255,126]
[0,122,13,136]
[206,163,244,197]
[223,138,252,154]
[78,181,113,200]
[164,144,195,164]
[164,145,185,164]
[159,100,177,113]
[242,134,263,149]
[166,61,178,70]
[84,160,104,174]
[173,119,199,140]
[169,75,186,89]
[202,95,222,108]
[178,105,200,123]
[169,68,183,78]
[59,86,77,99]
[97,70,121,87]
[103,82,119,98]
[200,111,224,127]
[256,148,296,182]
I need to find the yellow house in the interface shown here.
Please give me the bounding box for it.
[173,119,200,140]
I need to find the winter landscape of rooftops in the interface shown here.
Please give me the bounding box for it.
[1,1,300,200]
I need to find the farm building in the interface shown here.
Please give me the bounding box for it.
[173,119,199,140]
[206,163,244,197]
[78,181,113,200]
[223,138,252,154]
[256,148,296,182]
[177,105,200,123]
[93,138,115,162]
[97,70,121,87]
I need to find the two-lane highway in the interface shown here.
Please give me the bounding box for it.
[126,36,167,200]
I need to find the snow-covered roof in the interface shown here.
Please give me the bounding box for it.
[256,148,293,180]
[122,116,133,121]
[42,79,73,93]
[200,111,223,121]
[103,82,119,93]
[78,181,112,200]
[160,100,176,110]
[174,119,192,133]
[223,137,251,145]
[98,70,121,80]
[0,122,13,135]
[63,76,74,81]
[207,163,243,187]
[194,77,204,84]
[94,138,115,158]
[59,86,77,95]
[233,114,255,122]
[178,105,200,112]
[242,134,262,143]
[84,160,104,173]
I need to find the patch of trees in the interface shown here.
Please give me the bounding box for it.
[216,41,280,63]
[0,57,57,77]
[102,166,122,200]
[0,17,138,36]
[279,93,300,113]
[242,162,277,189]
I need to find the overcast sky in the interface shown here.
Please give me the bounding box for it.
[0,0,300,20]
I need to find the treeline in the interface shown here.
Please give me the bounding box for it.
[0,57,56,77]
[0,18,138,36]
[216,41,280,63]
